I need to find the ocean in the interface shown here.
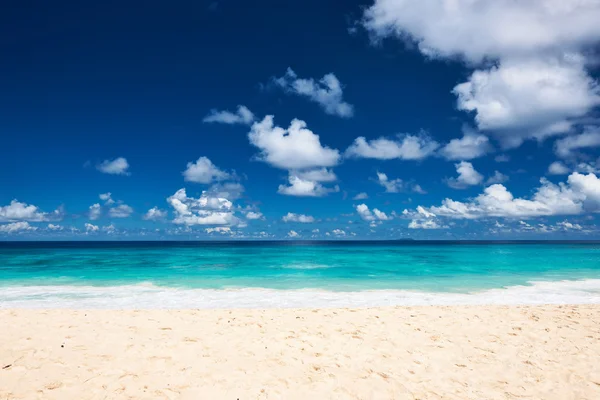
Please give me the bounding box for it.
[1,241,600,308]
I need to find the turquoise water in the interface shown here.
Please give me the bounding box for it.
[1,242,600,308]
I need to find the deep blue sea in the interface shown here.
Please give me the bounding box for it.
[1,241,600,308]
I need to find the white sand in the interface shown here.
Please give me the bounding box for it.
[1,305,600,399]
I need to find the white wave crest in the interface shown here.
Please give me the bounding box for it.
[1,279,600,309]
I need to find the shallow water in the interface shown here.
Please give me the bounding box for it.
[1,241,600,308]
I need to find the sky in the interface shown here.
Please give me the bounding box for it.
[2,0,600,240]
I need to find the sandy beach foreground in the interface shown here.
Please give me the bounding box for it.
[1,306,600,399]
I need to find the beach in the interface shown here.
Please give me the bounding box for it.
[2,305,600,399]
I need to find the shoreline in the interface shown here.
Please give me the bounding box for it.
[2,278,600,309]
[2,305,600,399]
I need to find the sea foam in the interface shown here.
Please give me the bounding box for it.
[1,279,600,309]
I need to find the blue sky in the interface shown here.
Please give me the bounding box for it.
[2,0,600,240]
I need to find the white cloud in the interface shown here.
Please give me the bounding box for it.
[446,161,483,189]
[0,222,37,233]
[376,172,403,193]
[356,204,375,221]
[287,230,300,238]
[557,220,583,231]
[282,212,315,223]
[363,0,600,64]
[419,172,600,219]
[440,132,491,160]
[102,224,116,234]
[47,224,63,231]
[108,204,133,218]
[454,57,600,147]
[249,116,340,170]
[273,68,354,118]
[331,229,346,236]
[554,129,600,159]
[278,174,339,197]
[97,157,130,175]
[355,204,389,222]
[183,157,231,184]
[88,203,101,220]
[206,182,245,201]
[412,184,427,194]
[516,219,586,234]
[486,171,509,185]
[576,159,600,174]
[353,192,369,200]
[293,168,337,182]
[416,205,435,218]
[548,161,570,175]
[408,219,444,230]
[203,105,254,125]
[372,208,390,221]
[99,193,115,205]
[363,1,600,147]
[144,207,167,221]
[0,200,55,222]
[245,211,263,220]
[85,223,99,232]
[205,227,233,234]
[345,133,439,160]
[167,188,239,226]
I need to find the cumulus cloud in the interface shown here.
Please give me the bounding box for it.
[108,204,133,218]
[143,207,167,221]
[405,206,446,230]
[278,174,339,197]
[345,133,439,160]
[97,157,130,175]
[446,161,484,189]
[183,157,231,184]
[331,229,346,236]
[47,224,63,231]
[362,1,600,147]
[548,161,570,175]
[453,57,600,147]
[88,203,101,220]
[0,200,57,222]
[245,211,264,220]
[412,184,427,194]
[203,105,255,125]
[85,223,99,232]
[408,219,444,230]
[293,168,337,183]
[249,116,340,170]
[0,221,37,233]
[102,224,116,234]
[557,220,583,231]
[167,188,239,226]
[206,182,245,201]
[439,132,491,160]
[554,129,600,159]
[273,68,354,118]
[282,212,315,223]
[364,1,600,62]
[287,230,300,238]
[99,193,115,205]
[355,204,389,221]
[417,172,600,219]
[205,227,233,234]
[376,172,403,193]
[353,192,369,200]
[486,171,509,185]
